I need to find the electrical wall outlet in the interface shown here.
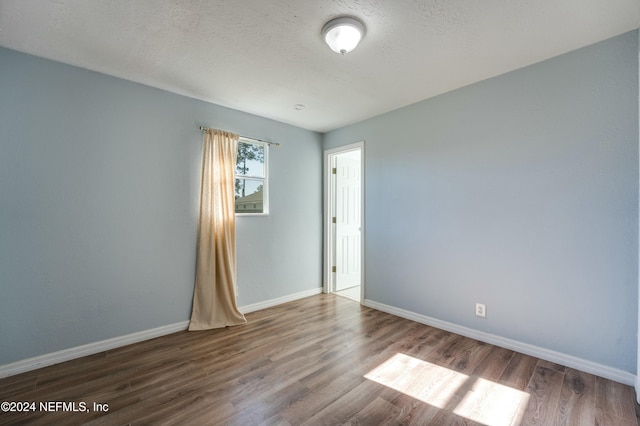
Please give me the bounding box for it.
[475,303,486,318]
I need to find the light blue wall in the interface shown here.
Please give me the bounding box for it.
[637,29,640,395]
[0,47,322,365]
[324,31,639,373]
[1,32,637,375]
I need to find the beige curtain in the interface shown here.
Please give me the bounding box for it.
[188,129,247,330]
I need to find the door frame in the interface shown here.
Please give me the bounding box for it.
[323,141,365,302]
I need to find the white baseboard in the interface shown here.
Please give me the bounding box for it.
[0,321,189,379]
[239,287,323,314]
[364,299,636,386]
[0,287,323,379]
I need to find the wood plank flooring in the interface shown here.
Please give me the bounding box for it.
[0,294,638,425]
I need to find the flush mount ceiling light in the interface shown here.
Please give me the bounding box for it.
[321,16,365,55]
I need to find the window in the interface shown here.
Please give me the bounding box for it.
[235,138,268,214]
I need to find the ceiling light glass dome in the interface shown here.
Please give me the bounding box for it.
[322,17,365,55]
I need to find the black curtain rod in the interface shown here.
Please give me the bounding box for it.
[198,126,280,147]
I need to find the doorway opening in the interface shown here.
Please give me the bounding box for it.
[324,142,364,303]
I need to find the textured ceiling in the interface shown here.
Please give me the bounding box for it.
[0,0,638,133]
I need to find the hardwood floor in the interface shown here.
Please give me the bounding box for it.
[0,294,638,425]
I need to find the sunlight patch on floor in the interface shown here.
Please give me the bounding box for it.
[364,353,467,409]
[454,377,529,425]
[365,353,530,425]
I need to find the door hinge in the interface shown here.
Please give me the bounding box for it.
[332,266,336,273]
[332,167,337,174]
[332,216,336,223]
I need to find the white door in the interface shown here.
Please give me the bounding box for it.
[335,151,361,291]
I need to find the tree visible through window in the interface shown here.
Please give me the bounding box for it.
[235,139,268,214]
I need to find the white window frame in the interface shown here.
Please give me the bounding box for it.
[235,137,269,216]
